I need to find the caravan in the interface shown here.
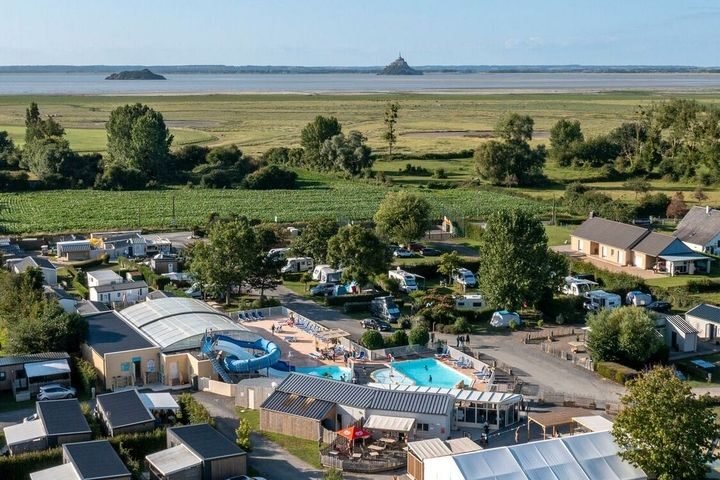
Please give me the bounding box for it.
[453,268,477,288]
[312,265,342,284]
[281,257,314,274]
[561,276,599,296]
[455,294,485,311]
[388,268,419,293]
[583,290,622,312]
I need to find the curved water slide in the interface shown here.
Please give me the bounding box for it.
[203,334,282,374]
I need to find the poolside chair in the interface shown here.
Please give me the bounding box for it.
[252,311,262,320]
[356,351,367,361]
[238,312,249,322]
[256,311,265,319]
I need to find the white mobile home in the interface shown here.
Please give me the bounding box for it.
[686,303,720,340]
[454,295,485,311]
[281,257,314,274]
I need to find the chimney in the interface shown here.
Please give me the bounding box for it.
[707,205,711,215]
[589,211,595,219]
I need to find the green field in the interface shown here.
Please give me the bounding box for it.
[0,172,548,234]
[3,91,720,234]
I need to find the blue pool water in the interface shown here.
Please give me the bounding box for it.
[296,365,352,381]
[371,358,473,389]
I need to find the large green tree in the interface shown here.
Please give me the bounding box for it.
[475,118,546,187]
[478,210,566,310]
[290,219,339,264]
[586,307,664,367]
[300,115,342,167]
[187,218,261,304]
[0,131,19,168]
[106,103,173,181]
[327,225,389,284]
[437,250,462,284]
[319,131,373,175]
[373,191,431,245]
[613,367,718,480]
[549,119,584,166]
[25,102,64,143]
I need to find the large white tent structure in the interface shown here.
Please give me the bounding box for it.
[421,431,646,480]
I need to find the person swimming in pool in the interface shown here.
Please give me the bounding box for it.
[425,364,428,371]
[429,375,433,383]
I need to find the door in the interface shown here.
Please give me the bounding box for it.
[707,324,717,340]
[170,362,179,383]
[248,389,256,409]
[133,360,142,385]
[671,331,678,350]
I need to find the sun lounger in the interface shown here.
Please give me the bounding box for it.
[284,335,296,343]
[308,351,323,360]
[256,311,265,319]
[250,311,260,320]
[356,351,367,361]
[238,312,249,322]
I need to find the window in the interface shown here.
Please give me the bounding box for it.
[416,423,429,432]
[0,372,6,381]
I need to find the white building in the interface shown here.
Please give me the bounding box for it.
[664,315,699,353]
[686,304,720,340]
[86,269,123,288]
[674,206,720,254]
[90,280,148,306]
[12,256,57,285]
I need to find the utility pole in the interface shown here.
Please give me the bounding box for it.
[171,194,176,229]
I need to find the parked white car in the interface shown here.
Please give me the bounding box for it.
[37,384,76,400]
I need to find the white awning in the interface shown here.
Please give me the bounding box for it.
[659,254,710,262]
[4,419,46,446]
[573,415,614,432]
[140,392,180,411]
[146,445,201,475]
[24,359,70,378]
[364,414,415,432]
[29,464,79,480]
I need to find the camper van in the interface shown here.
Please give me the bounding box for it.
[388,268,418,293]
[626,290,652,306]
[281,257,314,274]
[583,290,622,312]
[312,265,342,284]
[562,276,599,296]
[370,296,401,322]
[453,268,477,288]
[455,294,485,311]
[268,248,290,260]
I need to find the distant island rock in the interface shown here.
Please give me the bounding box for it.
[379,55,423,76]
[105,68,166,80]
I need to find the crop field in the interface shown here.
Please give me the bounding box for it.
[0,175,547,234]
[2,91,720,156]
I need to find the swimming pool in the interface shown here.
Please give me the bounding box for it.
[296,365,352,381]
[371,358,473,389]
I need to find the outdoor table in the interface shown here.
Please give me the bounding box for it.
[328,450,339,456]
[352,453,362,459]
[368,444,385,451]
[369,452,379,457]
[380,438,397,444]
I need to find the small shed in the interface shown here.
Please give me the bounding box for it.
[63,440,132,480]
[96,389,156,436]
[4,419,47,455]
[167,423,247,480]
[665,315,699,353]
[146,444,202,480]
[37,398,92,447]
[151,253,178,274]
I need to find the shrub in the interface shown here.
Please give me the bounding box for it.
[387,329,409,347]
[453,317,471,334]
[343,301,370,313]
[0,448,63,480]
[399,316,412,329]
[596,362,639,385]
[177,393,215,426]
[236,418,252,451]
[324,467,344,480]
[433,168,448,179]
[360,330,384,350]
[243,165,298,190]
[108,429,166,479]
[74,357,98,394]
[408,326,430,346]
[509,319,518,330]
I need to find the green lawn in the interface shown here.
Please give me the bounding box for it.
[236,408,322,469]
[544,225,573,247]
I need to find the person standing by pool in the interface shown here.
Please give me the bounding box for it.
[466,333,470,344]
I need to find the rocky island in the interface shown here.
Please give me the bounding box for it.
[379,55,423,75]
[105,68,166,80]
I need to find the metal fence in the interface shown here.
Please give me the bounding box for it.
[540,341,594,371]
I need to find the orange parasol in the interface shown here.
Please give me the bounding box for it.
[337,425,372,442]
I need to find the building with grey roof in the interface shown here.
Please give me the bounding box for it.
[0,352,71,396]
[89,280,148,306]
[96,389,156,436]
[571,216,711,276]
[686,303,720,340]
[33,440,132,480]
[260,373,455,441]
[164,423,247,480]
[674,205,720,255]
[12,256,58,285]
[663,315,698,353]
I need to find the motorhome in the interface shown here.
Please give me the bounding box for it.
[281,256,314,274]
[388,268,418,293]
[561,276,599,296]
[370,296,401,322]
[268,248,290,260]
[455,294,485,311]
[453,268,477,288]
[583,290,622,312]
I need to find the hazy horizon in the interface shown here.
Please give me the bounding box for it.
[1,0,719,67]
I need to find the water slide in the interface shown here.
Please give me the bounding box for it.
[202,334,282,374]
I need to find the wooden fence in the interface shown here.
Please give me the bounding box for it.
[523,327,582,344]
[540,342,593,371]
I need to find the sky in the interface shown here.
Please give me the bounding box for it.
[1,0,719,66]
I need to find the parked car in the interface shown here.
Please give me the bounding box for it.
[310,283,336,296]
[360,318,392,332]
[645,301,671,313]
[37,384,76,400]
[420,247,441,257]
[393,248,414,258]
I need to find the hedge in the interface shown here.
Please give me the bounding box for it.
[343,302,370,313]
[177,393,215,426]
[108,429,167,479]
[325,293,380,307]
[0,448,63,480]
[596,361,639,385]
